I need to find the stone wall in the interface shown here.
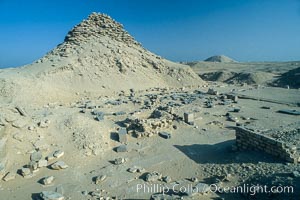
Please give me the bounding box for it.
[235,127,299,163]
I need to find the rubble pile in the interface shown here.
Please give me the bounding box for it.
[124,116,173,138]
[65,13,141,47]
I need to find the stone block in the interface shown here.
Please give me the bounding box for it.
[184,112,194,125]
[118,128,127,143]
[115,145,128,152]
[159,132,171,139]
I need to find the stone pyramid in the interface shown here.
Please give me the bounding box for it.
[204,55,236,63]
[0,13,202,106]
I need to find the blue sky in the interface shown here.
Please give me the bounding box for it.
[0,0,300,68]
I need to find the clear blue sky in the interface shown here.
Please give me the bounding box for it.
[1,0,300,68]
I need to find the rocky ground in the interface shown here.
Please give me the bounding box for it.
[1,83,299,200]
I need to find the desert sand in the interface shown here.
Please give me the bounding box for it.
[0,13,299,200]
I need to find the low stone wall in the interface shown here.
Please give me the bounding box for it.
[235,127,299,163]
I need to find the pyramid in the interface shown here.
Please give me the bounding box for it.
[0,13,202,106]
[204,55,236,63]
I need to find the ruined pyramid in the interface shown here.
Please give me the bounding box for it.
[0,13,202,106]
[204,55,236,63]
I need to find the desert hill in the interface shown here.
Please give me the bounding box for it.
[188,60,300,87]
[204,55,236,63]
[273,67,300,88]
[0,13,202,106]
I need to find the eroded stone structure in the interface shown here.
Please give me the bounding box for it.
[235,127,300,163]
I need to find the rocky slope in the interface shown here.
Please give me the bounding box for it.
[273,67,300,88]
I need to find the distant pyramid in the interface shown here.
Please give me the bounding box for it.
[0,13,203,105]
[204,55,236,63]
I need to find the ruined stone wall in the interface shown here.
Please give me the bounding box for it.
[235,127,299,163]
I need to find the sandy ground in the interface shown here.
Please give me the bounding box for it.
[1,84,299,200]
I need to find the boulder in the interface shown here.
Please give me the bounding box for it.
[51,161,69,170]
[94,175,107,184]
[41,176,55,185]
[145,171,162,182]
[40,191,64,200]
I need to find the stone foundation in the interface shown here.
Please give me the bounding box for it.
[235,127,299,163]
[125,118,173,138]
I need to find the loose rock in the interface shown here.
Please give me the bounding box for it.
[90,191,101,198]
[38,159,48,168]
[94,175,107,184]
[30,151,43,162]
[20,167,32,178]
[53,150,64,158]
[127,166,145,173]
[115,145,128,152]
[51,161,69,170]
[163,176,172,183]
[41,176,55,185]
[114,157,126,165]
[158,132,171,139]
[145,171,162,182]
[191,177,198,182]
[207,88,219,95]
[40,191,64,200]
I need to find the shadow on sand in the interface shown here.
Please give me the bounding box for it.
[174,140,282,164]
